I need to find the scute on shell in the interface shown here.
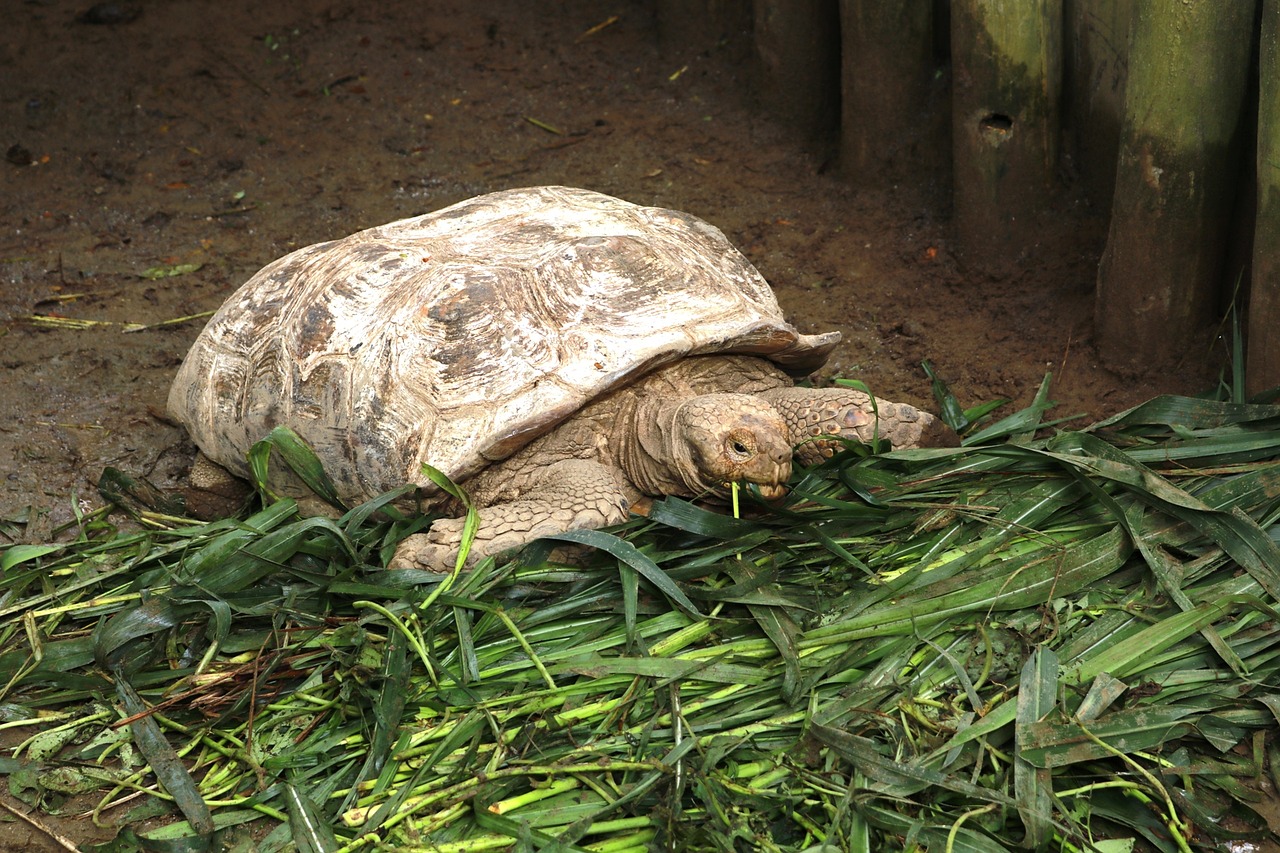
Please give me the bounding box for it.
[168,186,839,505]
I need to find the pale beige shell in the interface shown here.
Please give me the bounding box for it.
[168,186,839,504]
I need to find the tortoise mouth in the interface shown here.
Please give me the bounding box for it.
[755,483,787,501]
[723,481,788,502]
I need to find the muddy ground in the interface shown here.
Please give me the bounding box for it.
[0,1,1236,849]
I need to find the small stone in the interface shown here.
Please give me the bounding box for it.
[76,3,141,25]
[6,144,32,166]
[897,319,924,339]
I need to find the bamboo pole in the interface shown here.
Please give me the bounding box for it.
[1064,0,1133,209]
[1094,3,1256,371]
[951,0,1063,261]
[753,0,841,142]
[1251,0,1280,396]
[839,0,940,187]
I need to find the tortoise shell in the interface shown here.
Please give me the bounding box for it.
[168,186,839,504]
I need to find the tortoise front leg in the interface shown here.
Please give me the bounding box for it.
[760,387,957,465]
[389,459,630,571]
[182,453,254,519]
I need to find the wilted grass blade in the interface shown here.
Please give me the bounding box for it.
[1043,439,1250,675]
[418,462,480,578]
[472,808,594,852]
[352,626,410,792]
[724,560,802,700]
[1019,705,1200,768]
[97,465,188,517]
[646,496,762,539]
[1088,394,1280,430]
[860,804,1016,853]
[922,359,979,433]
[557,653,762,685]
[801,525,1131,645]
[115,675,215,838]
[963,373,1062,443]
[94,597,187,671]
[810,723,1018,807]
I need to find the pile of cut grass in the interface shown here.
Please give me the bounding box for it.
[2,385,1279,852]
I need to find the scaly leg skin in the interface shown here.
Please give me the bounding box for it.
[389,459,631,572]
[761,386,958,465]
[184,452,253,519]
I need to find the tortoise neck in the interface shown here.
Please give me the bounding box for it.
[614,393,699,498]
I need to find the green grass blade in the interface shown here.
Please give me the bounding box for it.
[1013,646,1057,847]
[6,382,1280,850]
[285,783,340,852]
[249,425,346,510]
[546,528,702,618]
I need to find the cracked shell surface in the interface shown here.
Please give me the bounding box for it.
[168,186,839,505]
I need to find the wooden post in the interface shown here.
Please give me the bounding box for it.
[839,0,941,187]
[1094,3,1256,371]
[1064,0,1133,209]
[1251,0,1280,396]
[951,0,1064,261]
[753,0,841,142]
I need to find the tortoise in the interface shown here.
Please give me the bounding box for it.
[168,186,954,570]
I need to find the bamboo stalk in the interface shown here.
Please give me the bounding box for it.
[1064,0,1133,209]
[752,0,841,142]
[838,0,940,186]
[1094,2,1256,371]
[1250,0,1280,396]
[951,0,1063,260]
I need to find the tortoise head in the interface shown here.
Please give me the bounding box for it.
[672,394,792,500]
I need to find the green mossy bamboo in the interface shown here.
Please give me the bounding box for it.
[1065,0,1133,209]
[838,0,940,186]
[1095,2,1256,371]
[752,0,841,142]
[1251,0,1280,396]
[951,0,1063,261]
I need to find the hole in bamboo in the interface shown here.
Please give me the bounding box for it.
[980,113,1013,132]
[979,113,1014,144]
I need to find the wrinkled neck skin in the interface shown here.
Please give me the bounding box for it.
[614,393,714,499]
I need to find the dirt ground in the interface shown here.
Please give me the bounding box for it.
[0,1,1237,849]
